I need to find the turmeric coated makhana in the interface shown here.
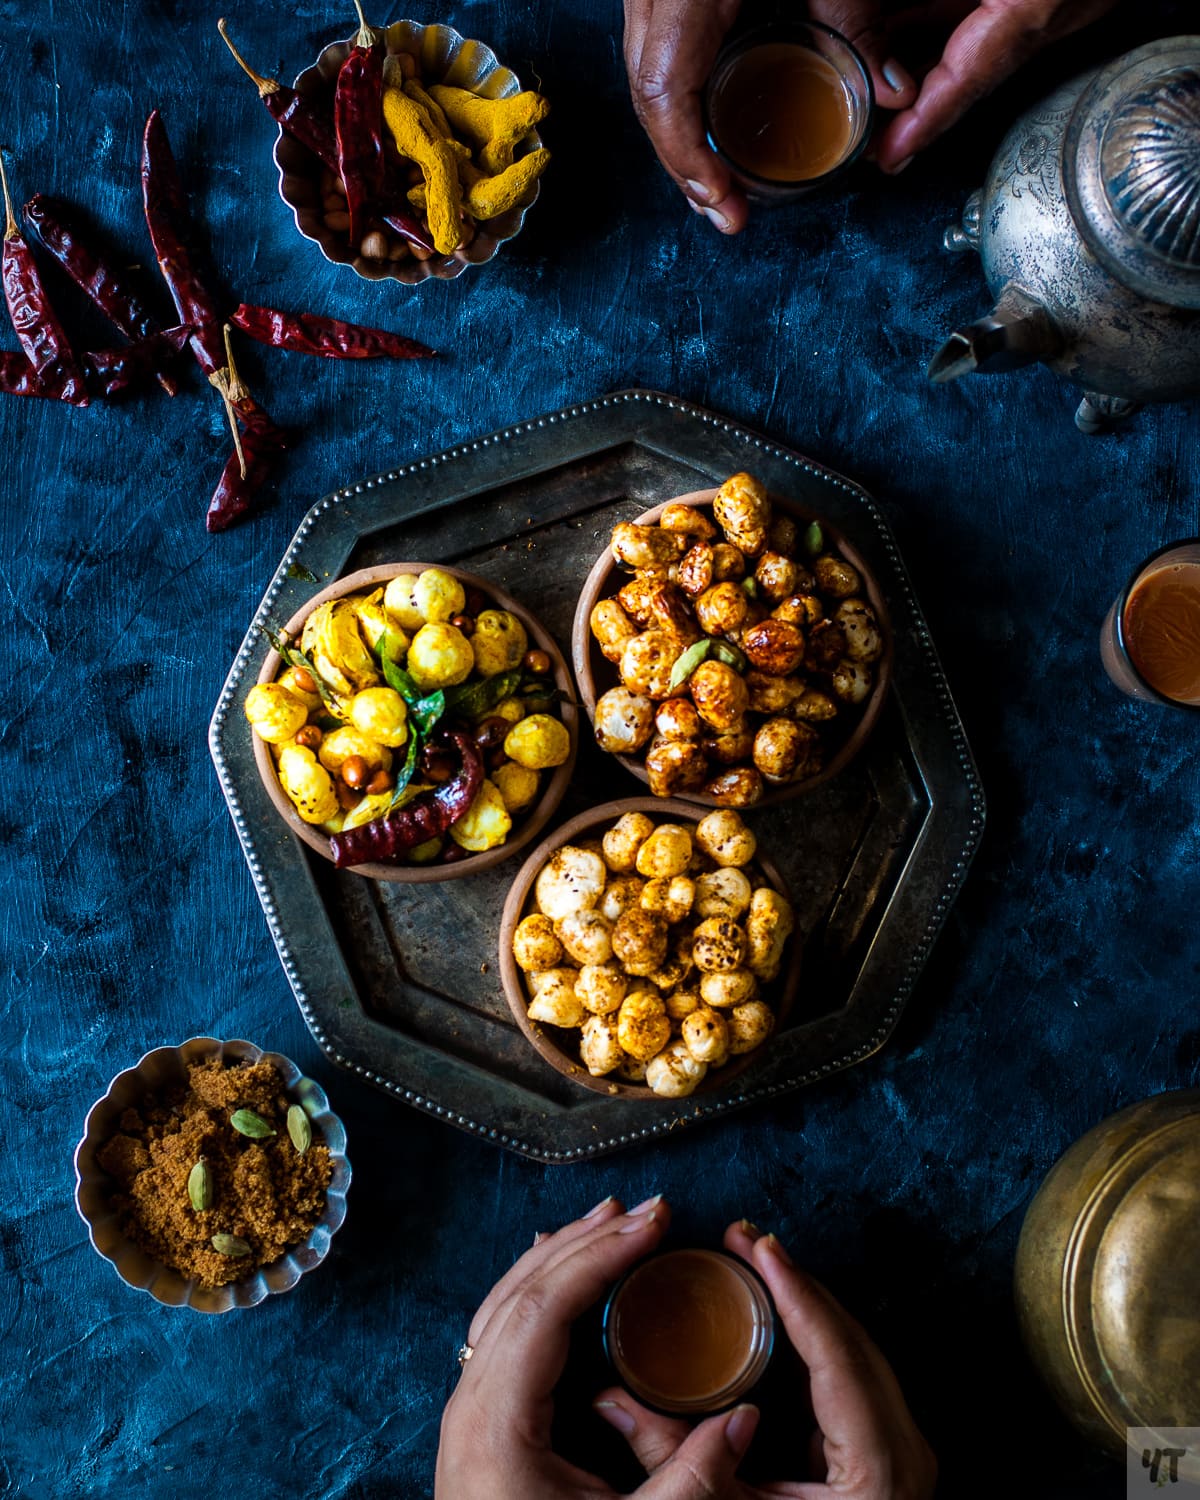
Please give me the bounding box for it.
[97,1059,333,1289]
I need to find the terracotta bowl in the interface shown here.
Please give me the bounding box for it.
[498,798,801,1099]
[571,489,893,808]
[276,20,544,285]
[73,1037,350,1314]
[253,563,577,883]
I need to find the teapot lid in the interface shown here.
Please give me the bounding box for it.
[1065,37,1200,309]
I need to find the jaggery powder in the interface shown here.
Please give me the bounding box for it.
[97,1057,334,1289]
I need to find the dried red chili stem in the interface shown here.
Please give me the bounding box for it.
[22,194,179,395]
[83,324,192,398]
[208,323,251,476]
[141,110,226,377]
[230,302,434,359]
[329,731,483,867]
[0,153,88,406]
[206,415,290,533]
[334,0,386,250]
[217,19,339,173]
[0,349,56,400]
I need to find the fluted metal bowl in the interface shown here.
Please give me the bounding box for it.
[74,1037,351,1314]
[275,19,544,284]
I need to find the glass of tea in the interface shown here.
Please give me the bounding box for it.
[1100,539,1200,707]
[704,22,875,200]
[602,1248,775,1416]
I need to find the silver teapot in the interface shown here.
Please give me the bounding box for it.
[930,37,1200,432]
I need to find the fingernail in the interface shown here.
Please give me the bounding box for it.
[885,155,914,176]
[685,178,711,203]
[882,58,912,94]
[585,1195,615,1219]
[594,1399,637,1436]
[765,1232,793,1266]
[703,205,731,232]
[620,1208,658,1232]
[626,1193,662,1216]
[688,197,705,215]
[740,1218,761,1239]
[725,1404,759,1456]
[533,1231,546,1246]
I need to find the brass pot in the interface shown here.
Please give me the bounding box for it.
[1015,1089,1200,1475]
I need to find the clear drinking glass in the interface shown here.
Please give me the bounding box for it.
[1100,539,1200,708]
[602,1248,776,1417]
[704,22,875,201]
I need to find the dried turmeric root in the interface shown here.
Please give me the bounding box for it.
[468,149,551,219]
[382,87,465,255]
[403,78,453,140]
[428,85,549,174]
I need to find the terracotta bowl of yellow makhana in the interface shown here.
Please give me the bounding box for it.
[250,563,577,883]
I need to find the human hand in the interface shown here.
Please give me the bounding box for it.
[435,1196,774,1499]
[623,0,1118,225]
[811,0,1121,173]
[594,1220,938,1499]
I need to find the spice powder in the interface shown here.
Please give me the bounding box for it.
[97,1058,333,1289]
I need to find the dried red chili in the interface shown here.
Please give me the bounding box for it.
[23,194,180,395]
[83,325,192,398]
[206,412,290,533]
[0,155,87,406]
[230,302,434,359]
[0,349,55,400]
[141,110,226,378]
[218,20,340,173]
[329,731,483,867]
[334,2,386,251]
[216,19,432,254]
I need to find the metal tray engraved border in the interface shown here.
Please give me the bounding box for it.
[210,390,985,1163]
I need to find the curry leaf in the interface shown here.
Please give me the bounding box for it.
[709,639,748,674]
[260,626,337,710]
[444,669,522,720]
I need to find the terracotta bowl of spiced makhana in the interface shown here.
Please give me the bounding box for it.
[571,489,893,809]
[253,563,577,883]
[498,799,800,1100]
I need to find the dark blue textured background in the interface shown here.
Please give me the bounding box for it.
[2,1,1197,1496]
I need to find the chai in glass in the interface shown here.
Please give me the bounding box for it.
[1100,540,1200,708]
[705,24,874,199]
[603,1249,775,1415]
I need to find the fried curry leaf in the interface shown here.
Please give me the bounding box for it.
[260,625,338,710]
[409,691,445,738]
[443,669,522,720]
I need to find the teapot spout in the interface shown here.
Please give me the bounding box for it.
[928,285,1063,384]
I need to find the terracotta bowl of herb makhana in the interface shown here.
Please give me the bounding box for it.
[499,799,800,1100]
[571,477,893,809]
[249,563,577,882]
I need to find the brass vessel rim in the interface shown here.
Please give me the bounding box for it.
[1060,1113,1199,1438]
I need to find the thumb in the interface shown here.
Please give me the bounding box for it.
[637,1404,759,1498]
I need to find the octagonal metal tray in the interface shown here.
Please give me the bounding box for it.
[210,390,984,1163]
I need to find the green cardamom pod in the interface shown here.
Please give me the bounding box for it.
[287,1104,312,1154]
[709,639,748,674]
[187,1158,212,1212]
[667,638,711,693]
[211,1233,251,1258]
[230,1108,276,1139]
[803,521,824,557]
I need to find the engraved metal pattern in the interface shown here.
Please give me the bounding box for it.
[1103,67,1200,269]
